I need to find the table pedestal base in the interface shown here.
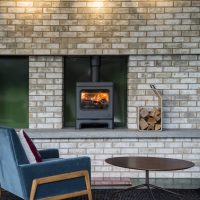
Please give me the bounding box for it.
[112,170,184,200]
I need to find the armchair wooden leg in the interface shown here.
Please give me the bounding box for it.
[30,170,93,200]
[84,171,93,200]
[0,187,3,198]
[30,180,37,200]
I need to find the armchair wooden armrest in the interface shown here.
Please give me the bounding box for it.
[30,170,92,200]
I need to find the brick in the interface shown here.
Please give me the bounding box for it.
[165,19,181,25]
[112,44,128,49]
[156,14,173,19]
[70,2,86,7]
[147,43,163,48]
[112,8,129,13]
[34,26,50,32]
[139,26,155,31]
[139,14,155,20]
[25,8,42,14]
[182,31,199,37]
[17,2,33,7]
[148,8,164,13]
[139,2,155,7]
[8,8,25,13]
[147,31,164,36]
[183,7,199,12]
[175,13,191,19]
[165,8,182,13]
[156,148,173,154]
[156,2,173,7]
[191,49,200,54]
[122,2,138,7]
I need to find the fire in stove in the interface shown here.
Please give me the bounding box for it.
[81,89,109,109]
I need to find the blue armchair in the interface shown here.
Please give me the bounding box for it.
[0,127,92,200]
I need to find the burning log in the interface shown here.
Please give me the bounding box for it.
[139,107,161,131]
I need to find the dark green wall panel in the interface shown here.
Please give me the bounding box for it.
[0,57,29,128]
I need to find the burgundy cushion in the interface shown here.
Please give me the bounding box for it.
[23,130,43,162]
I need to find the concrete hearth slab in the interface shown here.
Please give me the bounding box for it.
[26,128,200,139]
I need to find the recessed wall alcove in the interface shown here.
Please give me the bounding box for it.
[64,56,128,128]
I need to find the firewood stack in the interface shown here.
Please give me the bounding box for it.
[137,85,163,131]
[139,107,161,130]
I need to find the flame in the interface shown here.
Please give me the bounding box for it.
[81,91,109,103]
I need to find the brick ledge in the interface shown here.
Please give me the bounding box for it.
[25,128,200,139]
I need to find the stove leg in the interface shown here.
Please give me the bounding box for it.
[107,121,113,129]
[76,121,81,129]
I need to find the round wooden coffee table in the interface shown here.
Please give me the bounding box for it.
[105,156,194,200]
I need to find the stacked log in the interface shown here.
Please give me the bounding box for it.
[139,107,161,131]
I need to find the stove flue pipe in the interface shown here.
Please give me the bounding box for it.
[90,55,101,82]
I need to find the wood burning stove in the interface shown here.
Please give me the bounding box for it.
[76,56,114,129]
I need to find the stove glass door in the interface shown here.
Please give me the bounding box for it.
[80,89,109,110]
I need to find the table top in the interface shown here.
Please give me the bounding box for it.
[105,156,194,171]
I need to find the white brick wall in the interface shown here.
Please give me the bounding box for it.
[33,138,200,183]
[28,54,200,129]
[29,56,63,129]
[128,55,200,129]
[0,0,200,55]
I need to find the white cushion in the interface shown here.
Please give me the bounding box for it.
[17,129,36,163]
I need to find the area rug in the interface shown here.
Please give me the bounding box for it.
[2,189,200,200]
